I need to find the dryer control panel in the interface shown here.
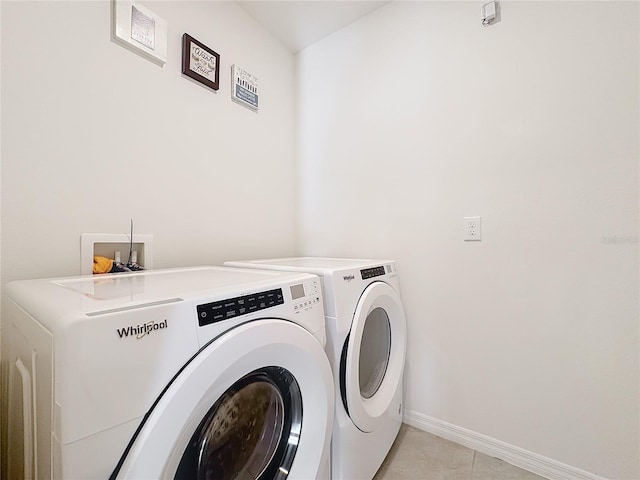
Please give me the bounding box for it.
[360,265,386,280]
[292,280,321,313]
[197,289,284,327]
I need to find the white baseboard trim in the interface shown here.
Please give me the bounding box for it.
[403,410,609,480]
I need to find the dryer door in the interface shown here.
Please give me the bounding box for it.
[342,282,407,433]
[110,319,333,480]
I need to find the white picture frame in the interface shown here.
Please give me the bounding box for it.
[112,0,167,66]
[231,65,259,110]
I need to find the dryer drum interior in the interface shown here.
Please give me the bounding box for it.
[175,367,302,480]
[358,307,391,399]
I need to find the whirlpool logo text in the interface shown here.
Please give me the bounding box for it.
[117,319,168,339]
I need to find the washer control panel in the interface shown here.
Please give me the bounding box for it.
[292,280,321,313]
[197,288,284,327]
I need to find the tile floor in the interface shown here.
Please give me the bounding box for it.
[373,424,547,480]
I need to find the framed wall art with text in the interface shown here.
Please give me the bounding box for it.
[182,34,220,91]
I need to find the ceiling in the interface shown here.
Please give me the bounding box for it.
[236,1,390,52]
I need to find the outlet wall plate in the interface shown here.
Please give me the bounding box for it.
[464,216,482,241]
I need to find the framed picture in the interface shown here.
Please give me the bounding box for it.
[182,34,220,91]
[231,64,259,110]
[112,0,167,65]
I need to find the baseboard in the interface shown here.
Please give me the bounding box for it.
[402,410,608,480]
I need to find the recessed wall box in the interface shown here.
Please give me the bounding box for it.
[80,233,154,275]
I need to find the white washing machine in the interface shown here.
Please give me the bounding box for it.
[224,258,407,480]
[2,266,334,480]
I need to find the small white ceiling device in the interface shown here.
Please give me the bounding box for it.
[482,1,500,27]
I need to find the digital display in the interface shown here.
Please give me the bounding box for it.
[290,284,305,300]
[361,266,386,280]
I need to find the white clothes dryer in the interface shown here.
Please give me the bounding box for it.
[2,266,333,480]
[224,258,407,480]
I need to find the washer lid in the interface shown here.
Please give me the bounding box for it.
[5,266,318,332]
[54,266,303,302]
[342,282,407,433]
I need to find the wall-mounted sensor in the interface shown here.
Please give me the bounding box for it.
[482,1,500,27]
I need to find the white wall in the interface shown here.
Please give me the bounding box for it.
[0,1,296,476]
[298,2,639,479]
[1,1,638,479]
[0,0,297,284]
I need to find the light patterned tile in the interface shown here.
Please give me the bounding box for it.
[471,452,547,480]
[373,425,547,480]
[374,424,473,480]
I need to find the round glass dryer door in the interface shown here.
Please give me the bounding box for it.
[358,307,392,400]
[110,319,333,480]
[341,282,407,433]
[175,367,301,480]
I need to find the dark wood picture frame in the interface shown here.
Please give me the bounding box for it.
[182,33,220,91]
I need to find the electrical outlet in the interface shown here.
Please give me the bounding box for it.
[464,216,482,241]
